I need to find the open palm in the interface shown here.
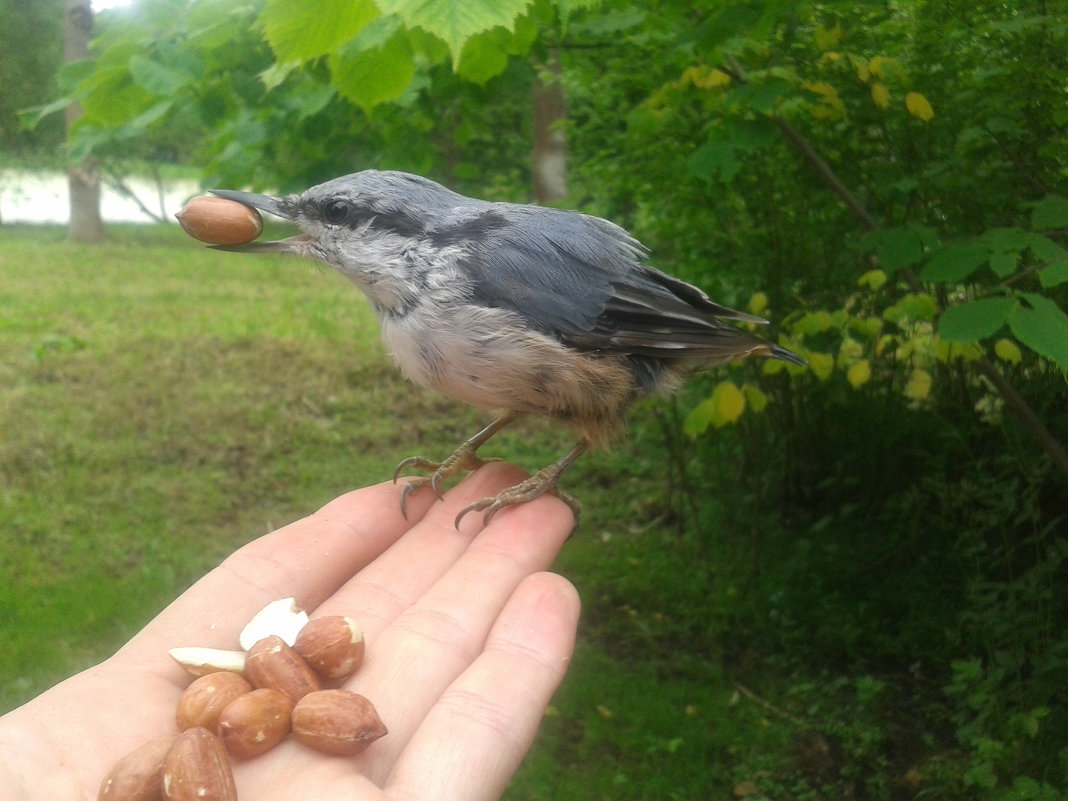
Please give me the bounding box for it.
[0,464,580,801]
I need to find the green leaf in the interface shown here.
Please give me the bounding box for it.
[258,60,300,91]
[287,81,336,120]
[329,22,416,112]
[743,383,768,413]
[988,251,1018,278]
[858,269,887,289]
[1028,234,1068,263]
[862,227,925,272]
[376,0,533,63]
[795,310,834,336]
[1008,294,1068,371]
[1031,194,1068,231]
[684,397,716,438]
[18,97,71,130]
[262,0,379,62]
[556,0,603,27]
[456,27,510,83]
[688,139,739,182]
[728,118,778,151]
[981,226,1031,254]
[937,297,1014,342]
[128,56,192,96]
[123,99,175,134]
[1039,256,1068,288]
[732,76,792,113]
[920,242,989,283]
[67,125,114,162]
[898,293,938,322]
[79,66,157,127]
[57,59,97,94]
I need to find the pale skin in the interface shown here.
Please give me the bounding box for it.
[0,463,580,801]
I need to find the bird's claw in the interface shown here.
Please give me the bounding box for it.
[392,456,441,484]
[393,447,501,518]
[454,478,582,530]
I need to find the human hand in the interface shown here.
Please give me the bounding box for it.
[0,463,580,801]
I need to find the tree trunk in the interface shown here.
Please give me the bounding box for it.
[532,52,568,205]
[64,0,104,242]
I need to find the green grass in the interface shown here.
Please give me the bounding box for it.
[2,223,766,798]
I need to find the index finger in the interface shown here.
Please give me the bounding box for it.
[112,478,436,673]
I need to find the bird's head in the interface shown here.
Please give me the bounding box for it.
[210,170,472,310]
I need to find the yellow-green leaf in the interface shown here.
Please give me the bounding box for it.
[994,338,1022,365]
[904,368,932,400]
[682,64,731,90]
[748,291,768,316]
[906,91,934,121]
[794,310,835,337]
[871,82,890,109]
[847,359,871,388]
[868,55,904,81]
[711,380,746,427]
[814,21,841,51]
[376,0,531,64]
[858,269,887,289]
[851,54,870,82]
[743,383,768,413]
[849,315,884,339]
[262,0,379,63]
[808,352,835,381]
[683,397,715,438]
[803,81,838,98]
[838,338,864,365]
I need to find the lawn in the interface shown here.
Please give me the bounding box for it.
[1,224,778,799]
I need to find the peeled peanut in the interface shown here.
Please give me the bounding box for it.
[217,687,292,759]
[291,689,387,756]
[98,733,178,801]
[244,634,322,703]
[294,615,365,680]
[176,672,252,732]
[161,727,236,801]
[239,597,308,651]
[176,196,262,245]
[168,647,246,678]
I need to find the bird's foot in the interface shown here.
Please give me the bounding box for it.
[393,445,500,518]
[454,460,583,530]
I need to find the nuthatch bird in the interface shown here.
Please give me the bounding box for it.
[210,171,804,526]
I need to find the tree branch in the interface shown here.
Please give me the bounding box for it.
[102,167,168,224]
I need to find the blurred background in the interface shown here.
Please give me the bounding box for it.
[2,1,1066,798]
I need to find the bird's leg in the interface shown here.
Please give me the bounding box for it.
[393,411,520,518]
[454,438,590,529]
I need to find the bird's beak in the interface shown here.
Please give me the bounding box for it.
[206,189,305,254]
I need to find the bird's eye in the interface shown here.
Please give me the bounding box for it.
[322,199,350,225]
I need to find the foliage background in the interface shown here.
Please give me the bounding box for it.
[3,0,1066,799]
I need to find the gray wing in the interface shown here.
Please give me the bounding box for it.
[445,204,770,360]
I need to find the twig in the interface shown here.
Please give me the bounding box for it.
[734,682,807,727]
[102,167,168,223]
